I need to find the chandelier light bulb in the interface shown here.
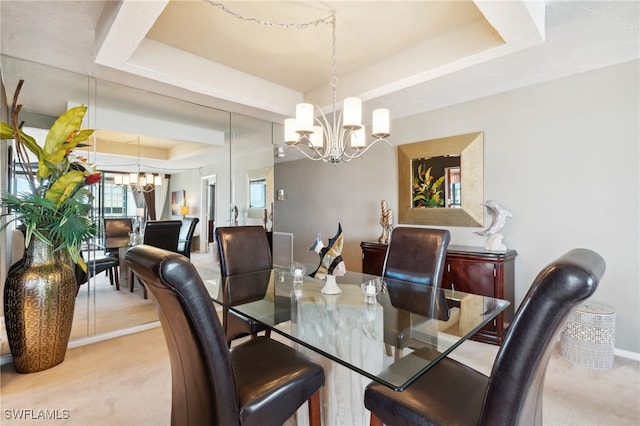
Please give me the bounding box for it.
[350,126,366,149]
[113,137,160,192]
[342,97,362,130]
[295,103,314,134]
[310,126,324,148]
[372,109,390,137]
[284,118,298,144]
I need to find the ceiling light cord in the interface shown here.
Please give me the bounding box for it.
[205,1,334,29]
[205,2,391,164]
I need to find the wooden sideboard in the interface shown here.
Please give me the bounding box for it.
[360,241,517,345]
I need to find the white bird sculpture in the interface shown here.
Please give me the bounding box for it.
[474,200,513,237]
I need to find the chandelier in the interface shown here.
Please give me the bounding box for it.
[206,2,391,164]
[284,11,390,164]
[113,137,162,193]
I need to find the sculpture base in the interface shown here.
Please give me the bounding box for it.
[321,275,342,294]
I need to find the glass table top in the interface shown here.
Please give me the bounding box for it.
[206,268,509,390]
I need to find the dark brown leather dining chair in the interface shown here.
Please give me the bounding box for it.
[381,226,451,359]
[125,245,324,426]
[103,217,133,254]
[75,249,120,295]
[130,220,182,298]
[365,248,605,426]
[177,217,199,259]
[215,226,273,344]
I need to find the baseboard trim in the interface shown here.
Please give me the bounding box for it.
[66,321,162,350]
[1,321,161,366]
[615,347,640,362]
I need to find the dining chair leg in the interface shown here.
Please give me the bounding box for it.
[384,343,393,357]
[394,347,403,361]
[370,412,383,426]
[114,266,120,290]
[309,390,321,426]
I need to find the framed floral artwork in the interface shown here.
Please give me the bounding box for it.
[397,132,484,227]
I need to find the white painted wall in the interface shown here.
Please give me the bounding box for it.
[274,60,640,352]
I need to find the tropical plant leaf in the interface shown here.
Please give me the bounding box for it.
[44,170,85,206]
[38,106,90,180]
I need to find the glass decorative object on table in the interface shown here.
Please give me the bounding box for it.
[361,278,383,304]
[290,262,306,298]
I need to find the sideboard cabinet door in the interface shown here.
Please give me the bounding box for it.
[445,246,517,345]
[360,241,388,276]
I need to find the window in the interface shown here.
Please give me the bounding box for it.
[249,178,267,209]
[103,181,127,216]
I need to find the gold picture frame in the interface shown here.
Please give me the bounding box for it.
[398,132,484,227]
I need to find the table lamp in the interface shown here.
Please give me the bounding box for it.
[180,205,189,218]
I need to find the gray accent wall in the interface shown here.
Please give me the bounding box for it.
[274,59,640,353]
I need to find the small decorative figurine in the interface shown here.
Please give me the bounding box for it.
[268,202,274,232]
[474,200,513,251]
[377,200,393,244]
[309,223,346,294]
[232,205,239,226]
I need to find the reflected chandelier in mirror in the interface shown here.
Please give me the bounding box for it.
[398,132,484,227]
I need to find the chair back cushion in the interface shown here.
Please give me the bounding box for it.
[480,248,605,426]
[104,218,133,250]
[178,217,200,257]
[383,227,450,287]
[143,220,182,252]
[215,226,273,276]
[125,245,240,425]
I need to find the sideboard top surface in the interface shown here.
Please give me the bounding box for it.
[361,241,517,260]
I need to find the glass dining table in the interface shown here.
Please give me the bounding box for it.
[206,268,509,393]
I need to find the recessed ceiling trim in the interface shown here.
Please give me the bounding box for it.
[127,39,303,117]
[69,101,225,146]
[95,0,169,67]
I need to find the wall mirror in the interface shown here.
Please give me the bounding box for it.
[0,54,274,355]
[398,131,484,227]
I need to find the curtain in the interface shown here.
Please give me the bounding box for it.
[143,188,156,220]
[153,175,170,220]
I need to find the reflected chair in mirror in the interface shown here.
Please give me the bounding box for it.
[125,245,324,426]
[215,226,273,345]
[103,217,133,255]
[381,226,451,360]
[130,220,182,299]
[75,249,120,296]
[177,217,200,259]
[365,248,605,426]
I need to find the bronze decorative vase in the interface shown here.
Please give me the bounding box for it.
[4,238,77,373]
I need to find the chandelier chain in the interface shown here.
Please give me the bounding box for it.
[330,11,338,137]
[205,1,335,30]
[204,1,391,164]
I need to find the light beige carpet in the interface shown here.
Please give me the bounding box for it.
[1,325,638,426]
